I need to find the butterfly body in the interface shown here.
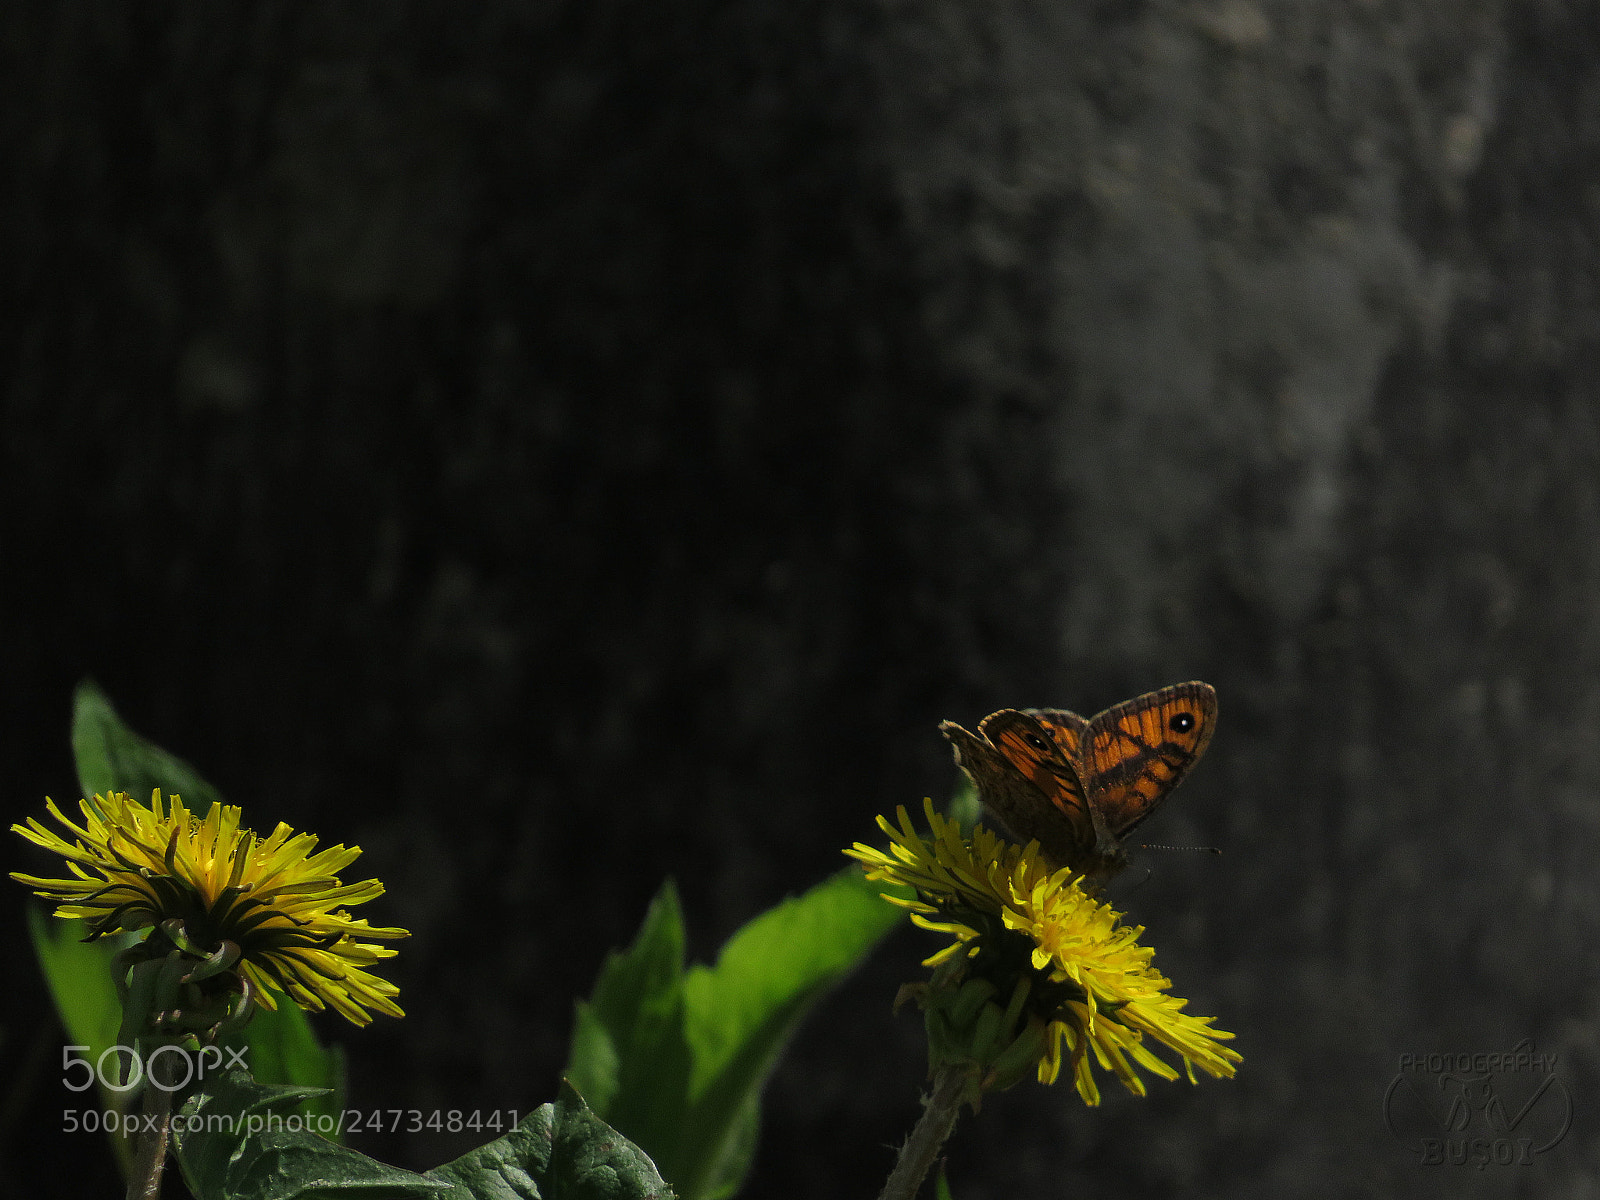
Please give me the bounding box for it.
[939,682,1217,886]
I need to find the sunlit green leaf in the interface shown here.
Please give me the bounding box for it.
[566,868,901,1200]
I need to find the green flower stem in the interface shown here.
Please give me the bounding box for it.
[877,1065,967,1200]
[127,1049,179,1200]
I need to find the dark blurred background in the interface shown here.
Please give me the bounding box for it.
[4,1,1597,1196]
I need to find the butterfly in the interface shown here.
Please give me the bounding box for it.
[939,681,1217,885]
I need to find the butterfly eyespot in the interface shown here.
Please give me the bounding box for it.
[1024,732,1052,752]
[1169,711,1195,733]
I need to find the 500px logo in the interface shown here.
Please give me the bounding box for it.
[61,1044,249,1094]
[1384,1038,1572,1168]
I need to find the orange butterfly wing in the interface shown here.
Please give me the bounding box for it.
[939,709,1093,865]
[982,708,1091,830]
[941,683,1216,884]
[1016,706,1092,817]
[1080,681,1217,840]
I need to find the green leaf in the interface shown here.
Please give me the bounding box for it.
[71,679,222,813]
[26,910,139,1174]
[176,1072,675,1200]
[174,1069,445,1200]
[429,1081,675,1200]
[566,868,903,1200]
[25,909,125,1075]
[566,885,691,1148]
[675,868,901,1199]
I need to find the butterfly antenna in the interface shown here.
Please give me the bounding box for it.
[1139,843,1222,856]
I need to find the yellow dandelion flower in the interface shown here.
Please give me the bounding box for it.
[12,790,407,1027]
[846,798,1239,1106]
